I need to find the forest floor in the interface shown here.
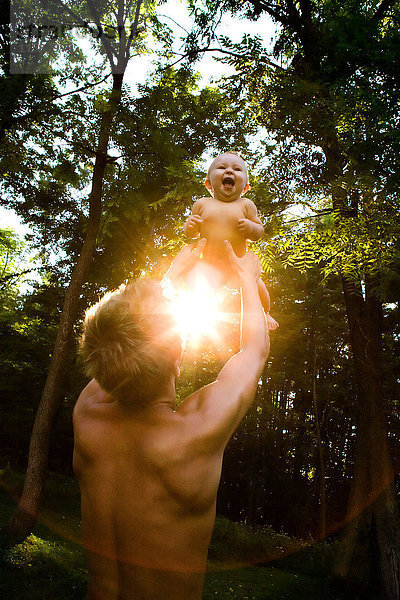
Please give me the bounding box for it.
[0,469,373,600]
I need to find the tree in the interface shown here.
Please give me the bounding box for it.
[3,0,157,543]
[186,0,400,596]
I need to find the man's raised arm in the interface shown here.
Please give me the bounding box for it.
[179,242,270,449]
[162,238,206,286]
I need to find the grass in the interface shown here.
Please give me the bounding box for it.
[0,468,365,600]
[208,517,305,568]
[204,566,348,600]
[205,517,349,600]
[0,468,87,599]
[0,535,87,600]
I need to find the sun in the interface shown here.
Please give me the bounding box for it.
[162,274,225,347]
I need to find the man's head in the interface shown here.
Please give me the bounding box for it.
[79,279,182,404]
[205,152,249,202]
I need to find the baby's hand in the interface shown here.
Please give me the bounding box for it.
[237,218,254,238]
[184,214,203,237]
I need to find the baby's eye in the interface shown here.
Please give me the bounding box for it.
[234,167,242,171]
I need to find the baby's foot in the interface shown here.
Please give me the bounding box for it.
[266,314,279,331]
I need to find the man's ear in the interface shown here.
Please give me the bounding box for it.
[204,178,213,195]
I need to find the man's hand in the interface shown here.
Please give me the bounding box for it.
[223,240,262,284]
[184,215,203,238]
[237,218,255,239]
[164,239,207,283]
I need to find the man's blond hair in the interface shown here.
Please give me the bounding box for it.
[79,279,181,403]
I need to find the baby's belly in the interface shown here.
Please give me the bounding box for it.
[200,222,246,260]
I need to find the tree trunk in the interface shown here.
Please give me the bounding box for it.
[332,273,400,599]
[321,145,400,598]
[310,327,326,540]
[5,73,124,543]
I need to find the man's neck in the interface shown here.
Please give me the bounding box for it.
[117,378,177,414]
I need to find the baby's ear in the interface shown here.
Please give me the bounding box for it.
[242,182,250,195]
[204,178,213,195]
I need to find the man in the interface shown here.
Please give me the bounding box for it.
[73,240,270,599]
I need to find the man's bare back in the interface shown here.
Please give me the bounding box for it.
[74,242,269,599]
[74,380,225,599]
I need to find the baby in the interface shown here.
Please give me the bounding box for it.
[183,151,279,330]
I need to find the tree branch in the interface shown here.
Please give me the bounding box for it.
[52,73,111,101]
[0,267,45,288]
[159,13,189,35]
[50,0,93,32]
[299,0,314,21]
[39,121,120,163]
[124,0,143,68]
[253,1,292,27]
[86,0,116,69]
[284,208,333,224]
[40,122,97,157]
[117,0,126,70]
[286,0,303,28]
[160,46,284,72]
[1,74,112,138]
[49,0,115,68]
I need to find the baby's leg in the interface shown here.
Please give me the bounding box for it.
[257,278,279,331]
[257,278,270,313]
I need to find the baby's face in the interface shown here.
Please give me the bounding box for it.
[205,153,249,202]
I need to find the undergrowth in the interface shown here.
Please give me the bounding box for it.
[0,468,360,599]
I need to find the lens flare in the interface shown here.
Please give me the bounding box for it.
[162,274,224,346]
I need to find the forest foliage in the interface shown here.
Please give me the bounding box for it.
[1,0,400,596]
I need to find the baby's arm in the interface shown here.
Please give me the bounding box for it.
[183,199,204,239]
[237,199,264,241]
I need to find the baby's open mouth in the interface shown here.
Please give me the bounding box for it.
[222,176,234,186]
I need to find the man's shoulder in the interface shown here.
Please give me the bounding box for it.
[176,387,206,417]
[73,380,113,420]
[176,383,233,437]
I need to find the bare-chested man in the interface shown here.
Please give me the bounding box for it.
[73,240,269,600]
